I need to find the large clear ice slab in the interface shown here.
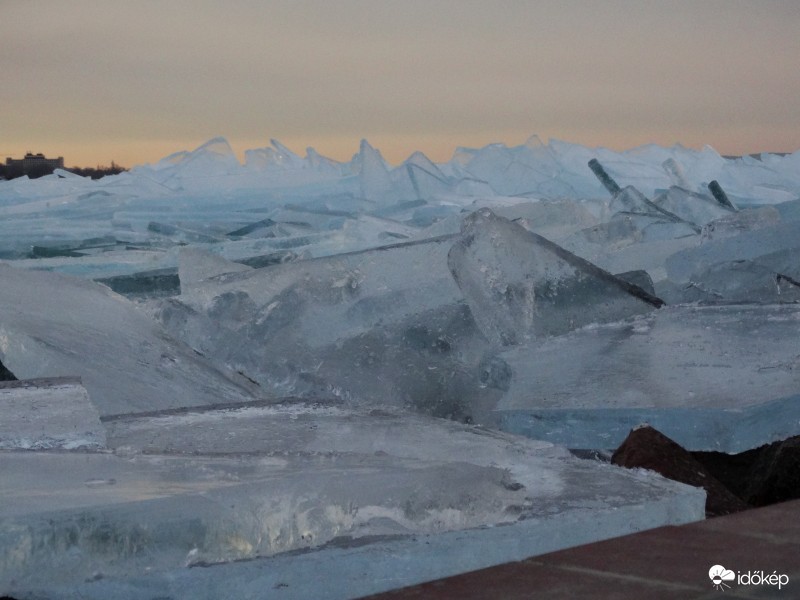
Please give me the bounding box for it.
[496,304,800,452]
[174,236,462,347]
[2,402,705,597]
[0,264,258,416]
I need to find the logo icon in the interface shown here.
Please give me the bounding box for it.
[709,565,735,591]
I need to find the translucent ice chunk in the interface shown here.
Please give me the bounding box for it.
[462,141,575,197]
[305,146,347,176]
[163,236,504,419]
[652,186,734,227]
[357,139,395,204]
[609,186,695,234]
[401,151,452,200]
[492,199,599,242]
[0,264,258,416]
[497,304,800,452]
[666,220,800,283]
[447,208,662,346]
[700,206,781,241]
[662,158,690,188]
[681,260,800,303]
[178,247,252,295]
[269,139,306,169]
[165,136,241,176]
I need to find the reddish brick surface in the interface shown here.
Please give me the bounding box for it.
[362,500,800,600]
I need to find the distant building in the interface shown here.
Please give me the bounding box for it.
[5,152,64,177]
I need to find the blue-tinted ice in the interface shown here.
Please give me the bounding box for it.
[3,135,800,598]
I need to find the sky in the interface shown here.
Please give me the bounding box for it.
[3,0,800,168]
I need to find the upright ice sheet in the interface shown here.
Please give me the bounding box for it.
[447,208,662,346]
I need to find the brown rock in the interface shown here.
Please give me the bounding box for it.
[743,437,800,506]
[689,447,758,501]
[611,425,749,517]
[692,435,800,508]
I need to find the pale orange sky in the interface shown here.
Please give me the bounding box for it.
[3,1,799,168]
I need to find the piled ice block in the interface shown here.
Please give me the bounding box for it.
[3,135,800,598]
[2,402,705,597]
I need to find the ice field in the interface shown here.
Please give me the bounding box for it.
[1,135,799,597]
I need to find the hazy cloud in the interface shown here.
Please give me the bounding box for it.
[2,0,799,165]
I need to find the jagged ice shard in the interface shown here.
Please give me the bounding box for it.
[447,208,662,346]
[3,134,800,597]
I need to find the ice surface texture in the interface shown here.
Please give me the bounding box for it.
[448,208,662,346]
[0,377,104,449]
[2,402,704,594]
[160,238,499,421]
[497,304,800,452]
[3,135,800,597]
[0,264,258,415]
[162,210,665,421]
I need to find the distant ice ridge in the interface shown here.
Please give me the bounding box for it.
[1,135,798,267]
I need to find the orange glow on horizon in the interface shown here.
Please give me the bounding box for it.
[19,129,797,172]
[4,4,799,171]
